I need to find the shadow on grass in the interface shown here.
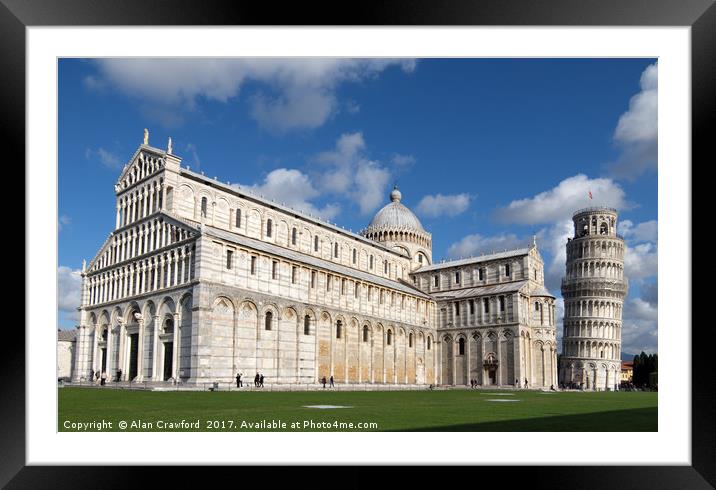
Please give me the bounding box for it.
[391,407,657,432]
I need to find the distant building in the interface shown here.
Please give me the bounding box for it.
[621,361,633,383]
[57,329,77,380]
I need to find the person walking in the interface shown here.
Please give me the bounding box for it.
[524,378,529,389]
[117,369,122,382]
[100,371,107,386]
[329,375,334,388]
[321,376,327,388]
[254,372,260,387]
[236,373,242,388]
[259,374,264,388]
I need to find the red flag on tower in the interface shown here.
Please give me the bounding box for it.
[588,190,593,200]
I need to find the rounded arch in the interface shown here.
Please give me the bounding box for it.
[124,301,142,323]
[142,299,157,319]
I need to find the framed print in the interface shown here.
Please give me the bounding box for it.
[6,0,712,486]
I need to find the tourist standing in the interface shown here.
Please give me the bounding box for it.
[100,371,107,386]
[236,373,242,388]
[329,375,334,388]
[254,372,260,387]
[321,376,327,388]
[259,374,264,388]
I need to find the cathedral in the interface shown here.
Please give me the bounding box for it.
[72,132,558,389]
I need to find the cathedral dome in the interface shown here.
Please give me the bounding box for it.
[366,185,424,233]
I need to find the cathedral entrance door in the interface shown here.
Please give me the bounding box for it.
[163,342,173,381]
[100,348,107,373]
[128,333,139,381]
[488,367,497,385]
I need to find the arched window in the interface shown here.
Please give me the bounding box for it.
[334,242,339,258]
[264,311,273,330]
[363,325,369,342]
[200,197,207,217]
[164,318,174,334]
[304,315,311,335]
[266,219,273,238]
[314,236,319,252]
[387,329,392,345]
[291,227,297,245]
[336,320,342,339]
[427,336,432,350]
[409,333,413,348]
[352,248,357,264]
[369,255,374,269]
[458,338,465,355]
[235,208,242,228]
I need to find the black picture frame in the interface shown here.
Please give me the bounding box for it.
[6,0,710,486]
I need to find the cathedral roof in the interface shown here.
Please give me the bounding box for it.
[202,225,433,299]
[57,329,77,342]
[414,247,532,273]
[365,186,425,233]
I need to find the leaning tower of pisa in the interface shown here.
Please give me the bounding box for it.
[559,207,628,391]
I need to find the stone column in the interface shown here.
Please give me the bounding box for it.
[106,324,114,380]
[152,315,160,381]
[480,335,486,385]
[172,312,180,381]
[382,332,386,383]
[135,313,145,382]
[117,320,127,380]
[513,329,521,387]
[92,325,99,374]
[173,251,179,287]
[451,340,456,386]
[466,335,471,385]
[496,334,502,386]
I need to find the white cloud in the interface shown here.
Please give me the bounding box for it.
[58,266,82,314]
[390,153,416,168]
[494,174,629,225]
[58,214,71,232]
[88,58,416,132]
[609,62,658,179]
[621,296,658,354]
[184,143,202,170]
[234,168,340,221]
[619,219,657,243]
[447,232,527,259]
[538,220,575,293]
[85,147,122,170]
[624,242,658,280]
[354,161,391,215]
[416,193,471,218]
[314,132,392,215]
[345,99,361,114]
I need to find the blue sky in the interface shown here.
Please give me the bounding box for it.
[58,58,658,355]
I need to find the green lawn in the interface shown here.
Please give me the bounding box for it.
[58,387,657,432]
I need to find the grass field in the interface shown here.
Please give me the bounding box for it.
[58,387,657,432]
